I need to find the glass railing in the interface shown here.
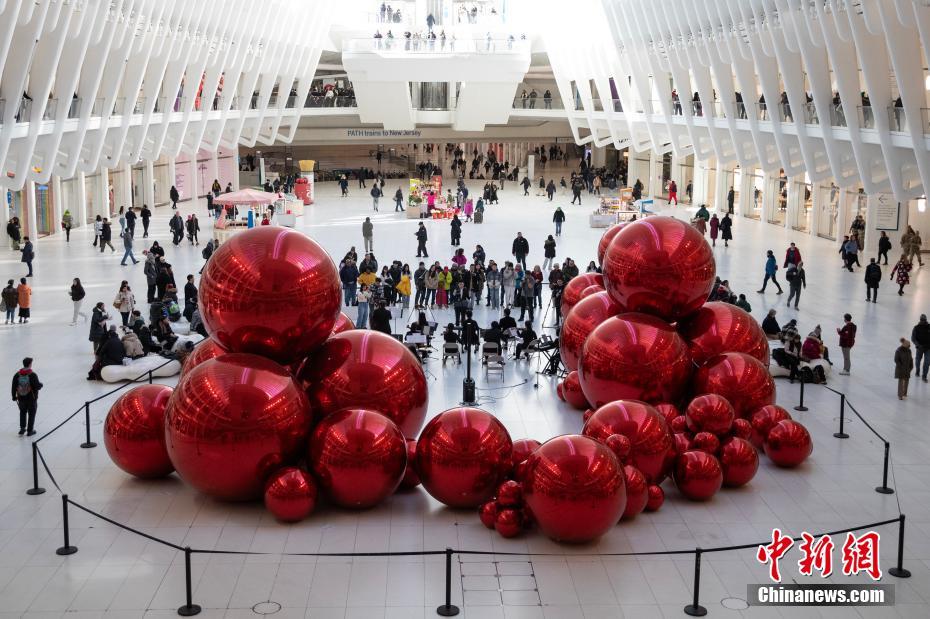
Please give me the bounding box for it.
[345,37,529,54]
[367,10,414,25]
[857,105,876,129]
[304,95,358,108]
[802,102,819,125]
[42,99,57,120]
[511,96,561,110]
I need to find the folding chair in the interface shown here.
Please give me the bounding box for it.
[442,342,462,365]
[485,354,505,380]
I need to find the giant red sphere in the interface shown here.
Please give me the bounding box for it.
[308,408,407,508]
[560,273,604,318]
[764,420,813,468]
[300,330,429,438]
[522,435,626,543]
[264,467,318,522]
[685,394,736,436]
[597,223,627,265]
[578,313,692,407]
[673,451,723,501]
[104,385,175,478]
[165,354,313,501]
[198,226,341,365]
[511,439,542,469]
[602,216,716,322]
[181,337,228,377]
[332,312,355,335]
[416,408,513,508]
[691,352,776,418]
[719,437,759,487]
[561,371,589,410]
[559,291,623,371]
[679,302,769,366]
[582,400,672,483]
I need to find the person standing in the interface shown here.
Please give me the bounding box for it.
[16,278,31,323]
[501,262,516,308]
[843,236,860,271]
[864,258,881,302]
[2,279,17,324]
[521,176,531,196]
[370,184,382,211]
[125,207,137,238]
[70,278,87,325]
[726,186,735,214]
[7,217,22,250]
[169,212,184,245]
[785,261,806,309]
[512,232,529,269]
[121,229,139,265]
[115,282,136,326]
[890,255,912,296]
[719,213,733,247]
[668,180,678,205]
[356,284,371,328]
[546,180,556,201]
[552,207,565,236]
[92,215,103,247]
[61,209,73,242]
[757,250,783,294]
[450,214,462,246]
[339,258,359,307]
[837,313,857,375]
[542,235,557,271]
[170,185,180,209]
[877,230,892,265]
[11,357,42,436]
[395,187,405,211]
[912,314,930,383]
[784,243,802,267]
[415,222,428,257]
[362,217,374,253]
[20,236,34,277]
[139,204,151,238]
[413,262,427,309]
[709,214,719,246]
[187,214,200,245]
[894,339,914,400]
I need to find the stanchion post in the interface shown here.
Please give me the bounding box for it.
[875,441,894,495]
[177,547,201,616]
[833,393,849,439]
[794,380,808,412]
[436,547,460,617]
[683,548,707,617]
[148,370,154,384]
[80,402,97,449]
[888,514,912,578]
[26,442,46,495]
[56,494,78,555]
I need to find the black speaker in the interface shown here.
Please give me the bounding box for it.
[462,378,476,404]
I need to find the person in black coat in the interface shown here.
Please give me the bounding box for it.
[130,313,160,353]
[98,328,126,366]
[12,357,42,436]
[877,231,892,265]
[100,220,115,252]
[89,302,109,352]
[511,232,529,269]
[170,185,180,209]
[415,223,428,257]
[864,258,882,303]
[20,237,34,277]
[125,208,137,237]
[719,214,733,247]
[450,215,462,246]
[370,302,392,334]
[140,205,152,237]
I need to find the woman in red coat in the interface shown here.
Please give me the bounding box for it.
[709,214,719,246]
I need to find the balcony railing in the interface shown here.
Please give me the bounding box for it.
[345,37,529,54]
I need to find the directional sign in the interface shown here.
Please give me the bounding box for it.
[874,193,900,231]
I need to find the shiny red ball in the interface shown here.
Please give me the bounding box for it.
[602,216,716,322]
[522,435,626,543]
[495,509,524,538]
[685,394,736,436]
[556,382,565,401]
[670,415,688,434]
[308,408,407,508]
[332,312,356,335]
[731,418,753,441]
[263,467,318,522]
[750,405,793,447]
[583,399,672,483]
[605,434,632,463]
[719,438,759,487]
[399,439,421,490]
[673,432,693,455]
[300,330,429,438]
[104,385,175,478]
[692,432,720,455]
[479,502,498,529]
[416,408,513,508]
[674,451,723,501]
[559,291,623,371]
[199,226,341,365]
[165,354,313,501]
[679,302,770,366]
[621,465,648,521]
[655,403,681,425]
[691,352,776,418]
[496,480,523,507]
[579,313,692,407]
[561,370,589,410]
[511,439,542,469]
[645,484,665,512]
[597,223,627,265]
[764,420,813,468]
[181,338,228,377]
[560,273,604,318]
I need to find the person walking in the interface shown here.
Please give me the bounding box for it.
[395,187,405,211]
[512,232,529,269]
[912,314,930,383]
[140,204,151,238]
[785,261,806,309]
[16,278,31,323]
[450,214,462,246]
[891,255,912,295]
[546,180,556,201]
[543,235,557,271]
[415,222,428,257]
[895,339,914,400]
[709,214,719,247]
[864,258,882,302]
[186,214,200,245]
[99,218,116,252]
[757,250,783,294]
[877,230,892,265]
[70,278,87,325]
[370,184,382,211]
[362,217,374,253]
[521,176,531,196]
[61,209,73,242]
[719,213,733,247]
[170,185,180,209]
[668,180,678,205]
[843,236,860,271]
[7,217,22,250]
[125,207,137,237]
[20,236,34,277]
[552,207,565,236]
[2,279,17,324]
[837,313,857,375]
[121,229,139,265]
[92,215,103,247]
[784,242,802,267]
[11,357,42,436]
[115,283,136,326]
[169,212,184,245]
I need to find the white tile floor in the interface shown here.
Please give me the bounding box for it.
[1,175,929,618]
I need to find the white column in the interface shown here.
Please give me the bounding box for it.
[712,164,729,213]
[809,183,823,238]
[99,166,110,219]
[591,145,606,168]
[121,162,132,210]
[785,176,803,230]
[648,151,661,200]
[167,156,177,200]
[210,150,220,189]
[0,186,9,233]
[77,172,88,227]
[25,181,38,240]
[189,155,199,202]
[144,159,156,208]
[836,188,850,240]
[51,174,63,236]
[692,161,710,207]
[738,169,753,218]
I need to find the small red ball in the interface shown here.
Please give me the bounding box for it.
[655,403,681,425]
[399,439,421,490]
[621,465,648,521]
[720,437,759,487]
[691,432,720,455]
[645,484,665,512]
[685,394,736,436]
[750,405,793,444]
[332,312,355,334]
[605,434,632,463]
[673,432,693,455]
[670,415,688,434]
[559,291,623,371]
[764,420,813,468]
[583,400,672,484]
[674,451,723,501]
[180,338,227,377]
[561,273,604,318]
[495,509,524,538]
[479,502,498,529]
[263,467,317,523]
[731,418,753,440]
[561,370,590,410]
[104,385,175,478]
[511,439,542,470]
[679,302,770,366]
[496,480,523,507]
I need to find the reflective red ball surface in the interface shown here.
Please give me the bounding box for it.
[621,465,648,520]
[673,451,723,501]
[750,405,793,443]
[264,467,318,522]
[685,394,736,436]
[719,437,759,487]
[332,312,356,335]
[560,273,604,318]
[400,438,421,490]
[522,435,626,543]
[165,354,313,501]
[561,370,589,410]
[579,313,692,407]
[300,330,429,438]
[691,352,776,418]
[679,302,770,366]
[198,227,341,365]
[416,408,513,508]
[583,400,672,483]
[181,337,228,377]
[511,439,542,469]
[602,216,716,322]
[104,385,175,478]
[308,408,407,508]
[597,223,627,265]
[645,484,665,511]
[559,291,623,371]
[764,420,813,468]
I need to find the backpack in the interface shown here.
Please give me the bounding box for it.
[16,373,32,397]
[785,268,797,282]
[202,246,211,260]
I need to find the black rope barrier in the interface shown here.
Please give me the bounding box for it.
[56,494,78,556]
[35,444,61,492]
[834,392,849,439]
[794,378,809,411]
[65,499,185,551]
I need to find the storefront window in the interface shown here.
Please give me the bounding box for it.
[34,183,54,237]
[747,172,763,220]
[793,181,812,232]
[768,174,787,225]
[817,184,839,240]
